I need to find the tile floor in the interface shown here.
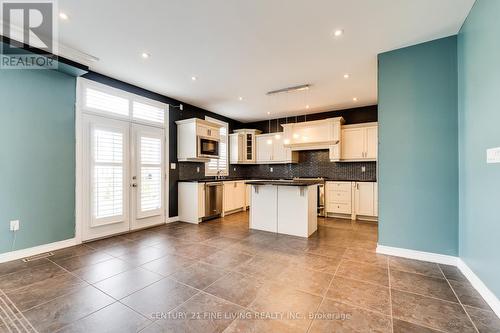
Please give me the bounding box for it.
[0,212,499,332]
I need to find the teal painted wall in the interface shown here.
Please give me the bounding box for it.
[458,0,500,298]
[0,70,76,254]
[378,36,458,256]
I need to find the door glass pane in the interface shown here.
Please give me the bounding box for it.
[93,129,124,219]
[141,137,161,164]
[94,166,123,218]
[140,136,162,213]
[141,167,161,212]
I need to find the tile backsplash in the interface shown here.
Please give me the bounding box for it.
[179,150,376,181]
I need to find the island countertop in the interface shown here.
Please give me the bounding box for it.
[245,180,323,186]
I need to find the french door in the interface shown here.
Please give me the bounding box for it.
[81,114,165,241]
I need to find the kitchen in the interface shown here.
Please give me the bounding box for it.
[176,104,379,237]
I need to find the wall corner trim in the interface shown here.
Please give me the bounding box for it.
[457,259,500,318]
[167,216,180,223]
[376,244,458,265]
[0,238,80,264]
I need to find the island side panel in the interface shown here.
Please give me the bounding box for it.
[277,185,318,237]
[249,185,278,232]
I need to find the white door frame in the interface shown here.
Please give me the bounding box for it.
[75,78,169,243]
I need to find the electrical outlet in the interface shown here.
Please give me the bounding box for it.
[233,167,236,171]
[10,220,19,231]
[270,167,274,173]
[361,166,366,172]
[170,163,176,170]
[196,166,200,173]
[487,147,500,163]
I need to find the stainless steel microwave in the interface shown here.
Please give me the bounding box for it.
[197,136,219,158]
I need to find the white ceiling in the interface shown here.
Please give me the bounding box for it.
[58,0,474,122]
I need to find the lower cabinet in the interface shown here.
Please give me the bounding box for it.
[223,181,246,214]
[325,181,378,220]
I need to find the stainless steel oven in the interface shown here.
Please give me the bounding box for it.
[197,136,219,159]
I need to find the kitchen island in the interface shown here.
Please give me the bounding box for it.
[246,180,321,237]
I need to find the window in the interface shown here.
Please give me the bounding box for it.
[205,117,229,176]
[133,100,165,124]
[85,88,129,117]
[80,79,167,127]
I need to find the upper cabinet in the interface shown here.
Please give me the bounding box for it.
[256,133,298,164]
[229,129,261,164]
[176,118,222,162]
[281,117,344,150]
[341,123,378,161]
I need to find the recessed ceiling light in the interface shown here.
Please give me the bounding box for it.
[59,12,69,20]
[141,52,150,59]
[353,97,358,102]
[305,105,310,109]
[343,74,350,79]
[191,76,197,81]
[333,29,344,37]
[238,97,243,101]
[267,111,271,115]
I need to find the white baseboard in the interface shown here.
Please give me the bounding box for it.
[166,216,179,223]
[457,259,500,318]
[0,238,80,264]
[376,244,458,265]
[377,244,500,319]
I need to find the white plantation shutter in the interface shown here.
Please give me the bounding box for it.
[93,129,125,221]
[205,117,228,176]
[133,101,165,124]
[80,80,167,128]
[139,136,162,215]
[85,88,129,116]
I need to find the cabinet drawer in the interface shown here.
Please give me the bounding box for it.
[326,182,351,192]
[327,202,351,214]
[327,190,351,203]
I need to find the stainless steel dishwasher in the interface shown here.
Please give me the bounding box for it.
[204,182,223,220]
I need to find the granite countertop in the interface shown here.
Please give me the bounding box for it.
[245,180,324,186]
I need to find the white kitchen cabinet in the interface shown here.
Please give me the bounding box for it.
[355,182,378,217]
[365,126,378,159]
[341,123,378,161]
[223,181,246,214]
[326,181,377,220]
[229,129,261,164]
[255,133,298,164]
[176,118,222,162]
[178,182,205,224]
[256,135,273,162]
[325,181,353,216]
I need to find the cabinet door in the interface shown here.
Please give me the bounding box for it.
[341,128,365,160]
[229,134,241,164]
[272,134,286,162]
[223,182,234,212]
[365,126,378,159]
[355,182,375,216]
[373,182,378,217]
[234,182,246,209]
[256,135,272,163]
[246,184,251,207]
